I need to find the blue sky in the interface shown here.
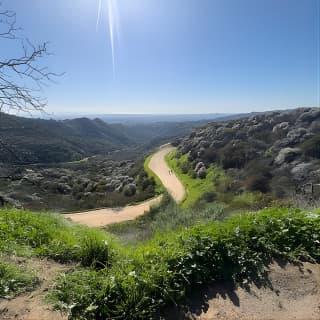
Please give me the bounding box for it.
[2,0,319,114]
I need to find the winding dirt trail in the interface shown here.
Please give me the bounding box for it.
[64,196,162,227]
[149,144,186,203]
[65,145,185,227]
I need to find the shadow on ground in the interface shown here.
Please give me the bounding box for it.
[162,259,308,320]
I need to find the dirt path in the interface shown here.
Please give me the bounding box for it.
[65,196,162,227]
[149,145,186,203]
[0,258,69,320]
[65,144,184,227]
[167,262,320,320]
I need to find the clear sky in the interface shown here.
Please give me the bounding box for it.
[2,0,319,114]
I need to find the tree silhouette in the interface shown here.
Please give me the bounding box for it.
[0,4,58,114]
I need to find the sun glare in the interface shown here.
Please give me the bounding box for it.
[96,0,118,73]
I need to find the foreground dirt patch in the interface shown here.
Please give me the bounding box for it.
[0,258,69,320]
[167,262,320,320]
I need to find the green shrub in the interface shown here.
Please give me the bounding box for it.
[80,235,111,269]
[301,136,320,159]
[202,191,217,203]
[220,142,257,169]
[244,173,271,193]
[51,208,320,319]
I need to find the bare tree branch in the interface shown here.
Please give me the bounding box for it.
[0,3,61,114]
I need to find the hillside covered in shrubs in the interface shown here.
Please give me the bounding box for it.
[174,107,320,205]
[0,158,156,212]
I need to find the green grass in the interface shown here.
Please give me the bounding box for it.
[50,207,320,319]
[0,260,37,298]
[105,195,228,244]
[0,208,117,267]
[165,150,223,208]
[2,204,319,319]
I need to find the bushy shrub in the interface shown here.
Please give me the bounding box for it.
[301,136,320,159]
[202,147,218,164]
[80,235,111,269]
[220,142,257,169]
[244,173,271,193]
[202,191,217,203]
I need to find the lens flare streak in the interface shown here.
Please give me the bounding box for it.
[96,0,102,31]
[96,0,117,73]
[107,0,115,73]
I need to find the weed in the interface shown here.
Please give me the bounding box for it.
[0,260,37,298]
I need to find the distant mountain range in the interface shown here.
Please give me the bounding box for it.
[0,111,263,164]
[0,112,218,164]
[39,113,232,124]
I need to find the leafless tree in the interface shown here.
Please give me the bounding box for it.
[0,4,58,115]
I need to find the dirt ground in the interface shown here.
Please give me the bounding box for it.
[0,258,69,320]
[167,261,320,320]
[64,195,162,227]
[1,260,319,319]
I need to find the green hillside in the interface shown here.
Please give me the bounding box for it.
[1,206,319,319]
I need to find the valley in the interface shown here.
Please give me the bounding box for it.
[1,1,318,319]
[1,108,319,320]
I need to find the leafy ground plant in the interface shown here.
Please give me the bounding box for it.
[50,208,320,319]
[0,260,37,298]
